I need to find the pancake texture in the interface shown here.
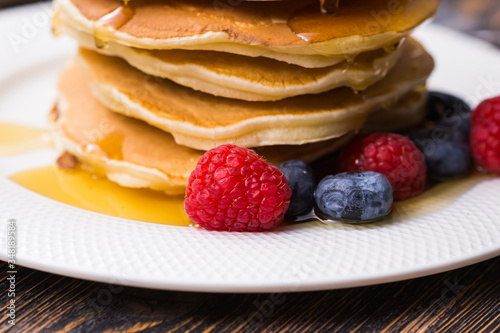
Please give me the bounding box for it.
[55,0,439,67]
[52,60,427,194]
[59,25,404,101]
[78,38,433,150]
[51,0,437,195]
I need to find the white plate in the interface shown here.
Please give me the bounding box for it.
[1,4,500,293]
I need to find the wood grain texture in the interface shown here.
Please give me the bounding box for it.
[1,257,499,332]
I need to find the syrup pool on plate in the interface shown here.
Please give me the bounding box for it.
[8,165,190,226]
[0,123,52,156]
[0,123,190,227]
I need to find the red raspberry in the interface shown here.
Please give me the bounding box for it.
[184,144,291,231]
[339,133,427,201]
[471,96,500,174]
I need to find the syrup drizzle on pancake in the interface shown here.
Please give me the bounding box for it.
[92,0,337,52]
[287,0,433,48]
[383,39,405,53]
[92,0,369,53]
[94,2,134,49]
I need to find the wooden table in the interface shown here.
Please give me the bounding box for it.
[1,258,500,332]
[1,1,500,332]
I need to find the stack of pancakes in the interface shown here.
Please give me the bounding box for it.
[51,0,439,194]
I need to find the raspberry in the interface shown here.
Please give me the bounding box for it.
[339,133,427,200]
[184,144,291,231]
[470,96,500,174]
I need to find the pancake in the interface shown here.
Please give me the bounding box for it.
[52,60,427,194]
[54,0,439,67]
[60,24,404,101]
[78,38,433,150]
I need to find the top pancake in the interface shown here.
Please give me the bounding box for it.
[55,0,439,67]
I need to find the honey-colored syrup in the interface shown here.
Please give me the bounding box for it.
[287,0,432,44]
[8,165,191,227]
[1,120,494,229]
[0,121,190,227]
[94,131,125,160]
[0,123,52,156]
[94,3,135,49]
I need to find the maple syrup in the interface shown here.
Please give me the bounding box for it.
[94,131,125,160]
[0,122,189,226]
[8,165,191,227]
[383,38,405,54]
[0,123,52,156]
[1,120,493,229]
[287,0,434,47]
[94,3,135,49]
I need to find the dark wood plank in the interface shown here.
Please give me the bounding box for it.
[1,256,499,332]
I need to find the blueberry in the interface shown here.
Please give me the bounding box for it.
[279,160,315,218]
[314,171,393,222]
[427,91,471,137]
[411,127,471,181]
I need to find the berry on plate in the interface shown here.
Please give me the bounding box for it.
[184,144,291,231]
[411,127,471,180]
[314,171,393,222]
[427,91,472,137]
[339,133,426,201]
[471,96,500,174]
[278,160,315,218]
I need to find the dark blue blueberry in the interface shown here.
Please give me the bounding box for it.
[314,171,393,222]
[427,91,472,137]
[410,127,471,181]
[279,160,315,218]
